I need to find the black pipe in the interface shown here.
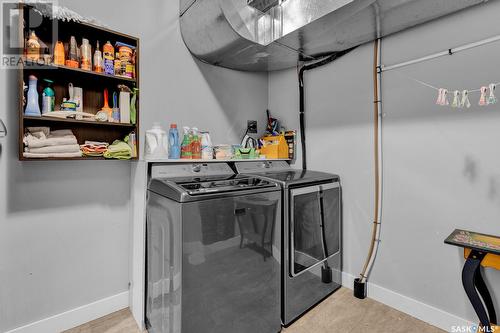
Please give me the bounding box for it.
[298,48,355,170]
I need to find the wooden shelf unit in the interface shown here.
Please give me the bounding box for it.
[18,3,140,161]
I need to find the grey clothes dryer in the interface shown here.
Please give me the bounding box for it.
[236,161,342,326]
[146,163,282,333]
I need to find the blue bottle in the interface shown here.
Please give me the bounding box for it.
[25,75,41,117]
[168,123,181,159]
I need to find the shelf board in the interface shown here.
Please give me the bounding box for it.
[20,156,138,161]
[23,116,136,128]
[143,158,292,163]
[23,60,137,83]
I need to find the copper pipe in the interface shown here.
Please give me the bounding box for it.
[360,38,382,282]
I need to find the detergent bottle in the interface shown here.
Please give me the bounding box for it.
[181,127,192,159]
[25,75,41,117]
[168,123,181,159]
[145,123,168,158]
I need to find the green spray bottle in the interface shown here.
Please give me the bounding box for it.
[130,87,139,125]
[181,127,192,159]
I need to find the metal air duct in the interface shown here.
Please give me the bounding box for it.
[180,0,489,71]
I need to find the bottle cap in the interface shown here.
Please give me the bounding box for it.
[170,123,177,128]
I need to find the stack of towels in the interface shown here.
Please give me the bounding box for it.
[23,127,82,158]
[103,140,132,160]
[80,141,109,157]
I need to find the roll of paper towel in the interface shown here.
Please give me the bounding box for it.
[119,91,131,124]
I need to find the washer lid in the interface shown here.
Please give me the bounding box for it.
[235,161,339,187]
[148,174,279,202]
[255,170,339,187]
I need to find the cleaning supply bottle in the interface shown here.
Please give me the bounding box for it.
[53,41,65,65]
[25,75,41,117]
[130,88,138,125]
[26,31,40,61]
[201,131,213,160]
[93,41,103,72]
[145,123,168,158]
[103,41,115,75]
[80,38,92,70]
[66,36,79,68]
[114,52,121,76]
[191,127,202,159]
[168,123,181,159]
[41,79,55,114]
[181,127,192,159]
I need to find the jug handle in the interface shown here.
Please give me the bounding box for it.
[0,118,7,138]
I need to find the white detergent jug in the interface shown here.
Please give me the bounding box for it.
[145,123,168,158]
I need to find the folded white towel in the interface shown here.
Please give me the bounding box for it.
[50,129,74,137]
[23,133,77,148]
[23,151,82,159]
[26,144,81,154]
[26,127,50,137]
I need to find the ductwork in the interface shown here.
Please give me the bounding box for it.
[180,0,488,72]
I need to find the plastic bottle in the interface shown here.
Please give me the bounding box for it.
[66,36,79,68]
[145,123,168,158]
[42,79,55,114]
[80,38,92,70]
[181,127,192,159]
[114,52,122,76]
[126,132,137,158]
[93,41,103,72]
[103,41,115,75]
[168,124,181,159]
[26,31,40,62]
[201,131,213,160]
[130,88,138,125]
[191,128,202,160]
[53,41,65,65]
[25,75,41,117]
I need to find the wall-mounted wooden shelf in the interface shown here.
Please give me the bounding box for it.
[18,3,140,161]
[142,158,292,163]
[23,116,136,128]
[23,60,137,83]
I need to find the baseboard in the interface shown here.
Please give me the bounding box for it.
[342,272,473,332]
[5,291,129,333]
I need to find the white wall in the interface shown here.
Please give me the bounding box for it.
[269,0,500,326]
[0,0,268,331]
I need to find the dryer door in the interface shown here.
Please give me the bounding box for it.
[290,182,341,277]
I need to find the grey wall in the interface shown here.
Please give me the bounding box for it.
[0,0,268,331]
[269,0,500,325]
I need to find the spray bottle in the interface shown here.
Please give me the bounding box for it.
[191,127,201,159]
[181,127,192,159]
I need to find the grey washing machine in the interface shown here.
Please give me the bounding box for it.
[236,161,342,326]
[146,163,282,333]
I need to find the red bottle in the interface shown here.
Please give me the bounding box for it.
[191,128,201,160]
